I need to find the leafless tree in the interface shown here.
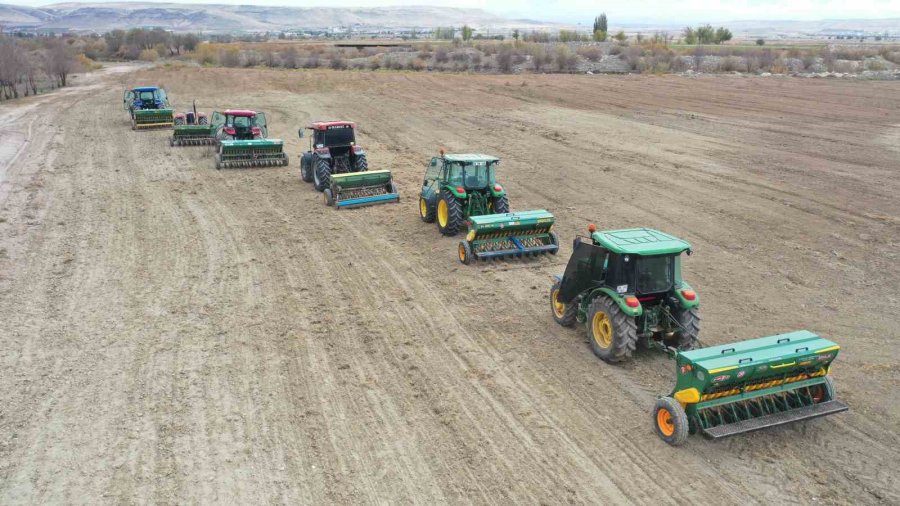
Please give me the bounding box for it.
[44,40,81,87]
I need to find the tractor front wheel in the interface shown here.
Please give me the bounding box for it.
[586,296,637,363]
[437,192,463,236]
[491,194,510,214]
[550,281,577,327]
[419,197,435,223]
[674,307,701,350]
[314,157,331,192]
[300,153,314,182]
[653,397,689,446]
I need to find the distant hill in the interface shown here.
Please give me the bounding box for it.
[0,2,551,32]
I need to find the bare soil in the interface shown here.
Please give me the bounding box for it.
[1,66,898,505]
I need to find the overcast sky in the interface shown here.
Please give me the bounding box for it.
[17,0,900,24]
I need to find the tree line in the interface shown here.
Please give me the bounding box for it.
[0,35,82,100]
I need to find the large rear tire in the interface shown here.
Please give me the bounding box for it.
[550,281,577,327]
[174,116,184,126]
[586,295,637,363]
[300,153,314,182]
[674,307,701,350]
[314,157,331,192]
[653,397,689,446]
[419,197,435,223]
[491,194,510,214]
[436,191,463,236]
[354,153,368,172]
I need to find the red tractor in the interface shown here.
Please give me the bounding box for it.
[174,100,208,126]
[214,110,270,141]
[298,121,368,192]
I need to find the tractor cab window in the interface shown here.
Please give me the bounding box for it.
[445,162,464,186]
[462,161,493,188]
[231,116,251,128]
[314,129,326,146]
[424,158,440,181]
[324,126,355,146]
[636,255,674,294]
[138,91,155,102]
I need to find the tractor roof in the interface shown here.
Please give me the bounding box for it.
[225,109,257,117]
[442,154,499,163]
[309,121,356,130]
[133,86,159,92]
[592,228,691,256]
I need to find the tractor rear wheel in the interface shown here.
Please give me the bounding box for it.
[674,307,701,350]
[550,281,577,327]
[653,397,689,446]
[354,153,368,172]
[314,157,331,192]
[586,296,637,363]
[437,191,463,236]
[300,153,314,182]
[491,194,510,214]
[199,116,208,125]
[419,197,435,223]
[174,117,184,126]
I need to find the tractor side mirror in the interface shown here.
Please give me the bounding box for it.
[298,129,304,139]
[686,249,693,256]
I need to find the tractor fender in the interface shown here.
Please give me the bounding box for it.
[352,145,366,155]
[672,282,700,310]
[442,184,467,199]
[315,151,332,160]
[489,183,507,198]
[588,287,643,317]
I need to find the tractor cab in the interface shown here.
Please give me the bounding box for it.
[124,86,168,111]
[213,110,268,140]
[560,227,695,312]
[300,121,361,163]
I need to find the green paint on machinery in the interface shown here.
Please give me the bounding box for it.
[459,210,559,264]
[418,153,559,264]
[323,170,399,209]
[170,124,217,147]
[654,331,847,445]
[551,225,848,445]
[215,139,289,169]
[132,108,174,130]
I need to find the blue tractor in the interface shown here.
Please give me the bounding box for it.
[123,86,174,130]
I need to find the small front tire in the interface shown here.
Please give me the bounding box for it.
[550,281,577,327]
[653,397,689,446]
[419,197,435,223]
[458,242,473,265]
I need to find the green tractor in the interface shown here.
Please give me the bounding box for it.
[551,225,847,445]
[418,153,559,263]
[551,226,700,362]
